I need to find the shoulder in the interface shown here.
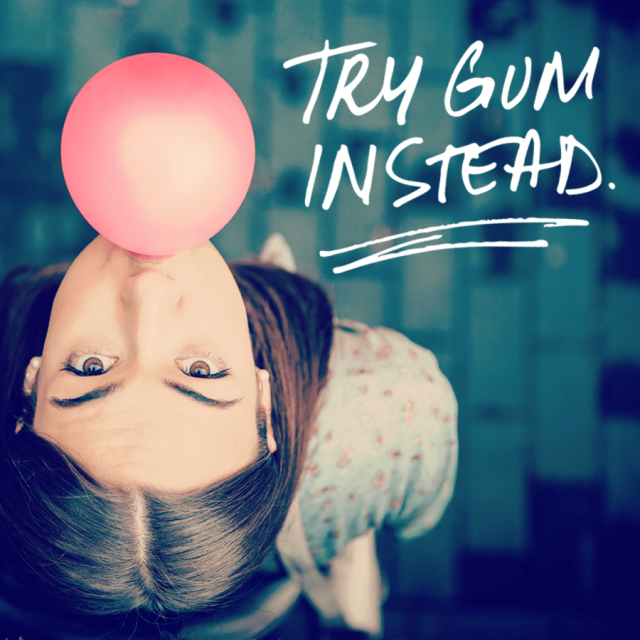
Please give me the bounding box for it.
[325,319,455,429]
[298,319,457,564]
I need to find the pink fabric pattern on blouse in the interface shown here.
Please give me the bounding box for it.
[297,318,459,566]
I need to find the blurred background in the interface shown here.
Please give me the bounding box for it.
[0,0,639,638]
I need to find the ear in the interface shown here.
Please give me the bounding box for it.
[256,368,276,453]
[23,356,42,396]
[17,356,42,433]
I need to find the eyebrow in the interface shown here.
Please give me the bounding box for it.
[163,381,242,408]
[49,380,242,409]
[50,382,124,408]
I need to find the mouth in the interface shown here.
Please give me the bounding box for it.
[127,251,172,263]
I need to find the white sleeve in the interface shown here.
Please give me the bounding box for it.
[259,233,297,272]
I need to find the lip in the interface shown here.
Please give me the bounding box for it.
[126,251,172,263]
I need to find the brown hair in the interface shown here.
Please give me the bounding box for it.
[0,260,333,616]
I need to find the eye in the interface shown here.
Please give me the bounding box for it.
[61,352,119,376]
[176,354,229,379]
[186,359,215,378]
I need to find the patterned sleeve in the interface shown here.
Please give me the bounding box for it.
[298,320,459,565]
[384,342,458,540]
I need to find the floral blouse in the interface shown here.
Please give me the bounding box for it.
[297,317,459,566]
[258,233,458,567]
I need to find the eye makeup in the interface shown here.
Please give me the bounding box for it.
[59,347,231,379]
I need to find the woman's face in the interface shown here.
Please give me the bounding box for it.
[29,235,274,493]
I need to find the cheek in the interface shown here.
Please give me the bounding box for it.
[45,292,120,344]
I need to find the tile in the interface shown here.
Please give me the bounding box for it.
[468,282,525,409]
[464,422,528,551]
[394,508,456,600]
[535,352,598,480]
[67,4,122,99]
[138,0,192,55]
[333,276,384,326]
[333,157,387,250]
[536,210,596,340]
[440,611,549,640]
[603,282,640,362]
[539,0,596,75]
[201,13,257,116]
[273,0,322,63]
[383,610,428,640]
[272,0,323,173]
[405,86,455,160]
[2,0,57,58]
[400,215,455,333]
[271,101,322,177]
[213,202,252,261]
[333,13,391,131]
[267,208,320,276]
[409,0,464,73]
[605,419,640,523]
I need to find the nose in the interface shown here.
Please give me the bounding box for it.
[120,270,182,352]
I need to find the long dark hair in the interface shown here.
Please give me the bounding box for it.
[0,259,333,616]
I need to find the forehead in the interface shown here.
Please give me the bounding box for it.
[35,401,260,492]
[32,373,260,492]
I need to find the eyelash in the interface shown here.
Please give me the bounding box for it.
[60,349,117,377]
[178,351,230,379]
[60,349,230,379]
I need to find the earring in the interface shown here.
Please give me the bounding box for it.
[30,357,41,369]
[259,369,270,381]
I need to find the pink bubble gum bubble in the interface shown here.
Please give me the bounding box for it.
[61,53,255,256]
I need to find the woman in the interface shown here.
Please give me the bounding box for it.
[0,233,457,635]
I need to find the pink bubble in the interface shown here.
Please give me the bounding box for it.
[61,53,255,256]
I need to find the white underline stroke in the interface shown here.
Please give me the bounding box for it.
[330,240,548,273]
[319,217,588,273]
